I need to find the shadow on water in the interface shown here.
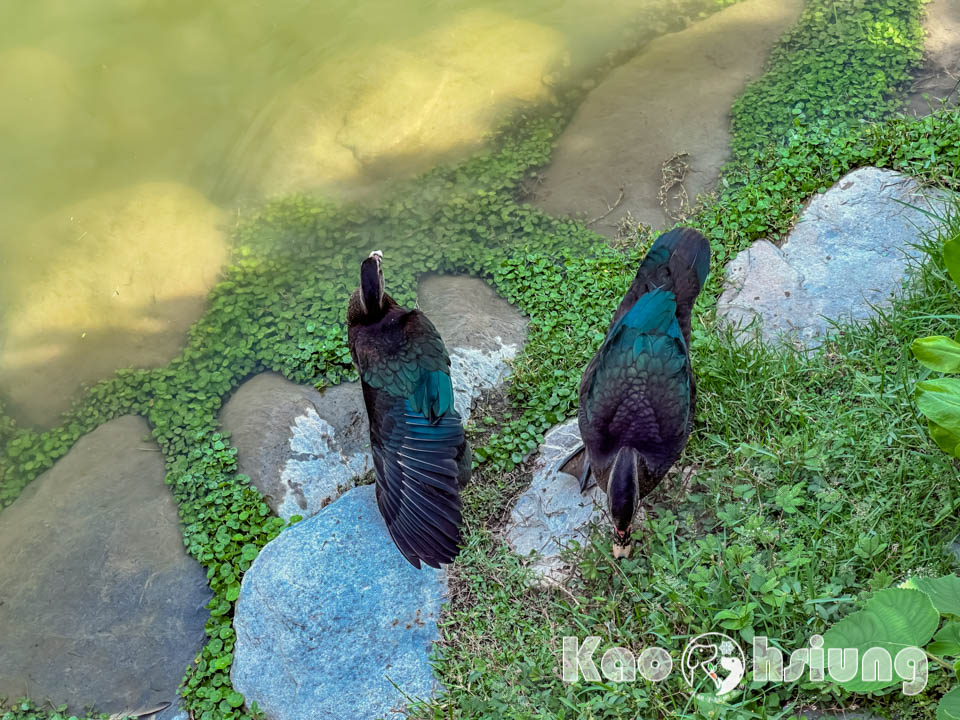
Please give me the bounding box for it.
[0,295,207,428]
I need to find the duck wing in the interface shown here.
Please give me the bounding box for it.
[611,227,711,344]
[353,310,466,568]
[580,289,691,484]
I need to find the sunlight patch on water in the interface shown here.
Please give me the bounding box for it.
[255,10,563,199]
[0,182,227,425]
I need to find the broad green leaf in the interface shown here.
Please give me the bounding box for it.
[241,543,259,562]
[945,235,960,289]
[822,588,939,692]
[928,420,960,458]
[917,379,960,435]
[914,336,960,373]
[928,621,960,657]
[938,686,960,720]
[904,575,960,617]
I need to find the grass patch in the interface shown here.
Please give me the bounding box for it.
[731,0,926,159]
[416,216,960,718]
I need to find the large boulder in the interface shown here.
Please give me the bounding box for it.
[503,419,604,583]
[718,167,953,347]
[0,415,210,719]
[220,374,373,521]
[231,484,447,720]
[221,275,528,520]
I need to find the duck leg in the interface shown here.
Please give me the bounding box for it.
[556,444,595,493]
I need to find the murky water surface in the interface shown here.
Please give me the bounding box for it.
[0,0,721,425]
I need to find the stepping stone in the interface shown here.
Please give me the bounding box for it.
[718,167,953,347]
[220,374,373,521]
[256,9,558,199]
[503,419,604,583]
[418,274,529,423]
[231,484,447,720]
[532,0,804,234]
[0,415,210,720]
[221,275,528,521]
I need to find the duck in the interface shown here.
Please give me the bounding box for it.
[347,250,471,568]
[561,227,710,559]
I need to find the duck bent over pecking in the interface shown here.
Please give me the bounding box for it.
[561,228,710,559]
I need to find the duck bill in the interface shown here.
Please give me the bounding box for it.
[612,524,633,559]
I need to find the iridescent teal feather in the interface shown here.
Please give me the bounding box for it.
[348,278,468,569]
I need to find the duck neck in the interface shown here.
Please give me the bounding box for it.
[360,261,385,322]
[608,447,639,533]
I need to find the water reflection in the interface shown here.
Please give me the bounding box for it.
[0,0,700,426]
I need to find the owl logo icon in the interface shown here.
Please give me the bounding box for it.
[680,632,745,698]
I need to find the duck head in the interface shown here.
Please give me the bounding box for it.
[607,447,642,559]
[358,249,385,319]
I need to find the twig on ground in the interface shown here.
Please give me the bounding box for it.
[586,188,625,226]
[658,152,690,222]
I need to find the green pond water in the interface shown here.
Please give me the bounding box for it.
[0,0,715,427]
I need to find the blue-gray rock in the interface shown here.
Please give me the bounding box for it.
[504,419,604,583]
[800,710,879,720]
[718,167,953,347]
[231,484,448,720]
[0,415,210,720]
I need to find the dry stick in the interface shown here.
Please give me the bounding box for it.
[586,187,625,226]
[947,73,960,103]
[548,578,582,608]
[659,152,690,222]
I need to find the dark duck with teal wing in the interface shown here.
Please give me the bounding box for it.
[347,250,470,568]
[561,228,710,559]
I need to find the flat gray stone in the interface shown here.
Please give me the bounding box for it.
[418,274,529,423]
[718,167,952,347]
[905,0,960,117]
[231,484,447,720]
[220,374,373,521]
[504,419,604,583]
[222,275,528,521]
[531,0,803,234]
[0,415,209,719]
